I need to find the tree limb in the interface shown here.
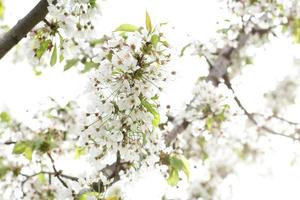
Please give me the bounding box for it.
[0,0,52,59]
[165,26,274,145]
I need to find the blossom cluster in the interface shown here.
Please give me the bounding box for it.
[47,0,101,38]
[182,81,233,135]
[0,101,78,200]
[78,23,173,189]
[264,76,299,114]
[19,0,102,72]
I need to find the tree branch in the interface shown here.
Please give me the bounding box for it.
[223,74,299,141]
[0,0,52,59]
[165,26,275,145]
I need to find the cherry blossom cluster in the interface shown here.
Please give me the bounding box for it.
[264,75,299,114]
[47,0,101,38]
[19,0,102,72]
[181,81,233,135]
[78,24,172,188]
[164,81,264,200]
[0,101,78,200]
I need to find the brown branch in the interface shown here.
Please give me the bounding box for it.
[223,74,299,141]
[251,113,300,126]
[164,25,280,145]
[0,0,55,59]
[47,152,69,188]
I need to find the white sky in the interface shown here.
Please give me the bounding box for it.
[1,0,300,199]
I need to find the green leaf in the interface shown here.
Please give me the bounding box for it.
[106,196,119,200]
[205,117,213,131]
[0,0,4,19]
[36,40,51,59]
[37,173,47,184]
[141,99,160,127]
[50,44,57,66]
[245,57,253,65]
[64,59,78,71]
[107,51,113,62]
[178,156,190,179]
[0,158,9,179]
[79,192,101,200]
[33,67,42,76]
[167,167,179,186]
[160,40,169,48]
[12,141,34,160]
[12,142,27,154]
[89,0,97,8]
[0,112,10,123]
[145,11,152,32]
[151,34,159,47]
[75,147,86,159]
[90,38,106,47]
[0,166,9,179]
[169,155,190,179]
[59,54,64,62]
[24,147,33,161]
[114,24,139,32]
[82,61,99,73]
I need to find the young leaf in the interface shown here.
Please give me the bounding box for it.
[37,173,47,184]
[141,99,160,127]
[0,112,10,123]
[114,24,139,32]
[178,156,190,179]
[36,40,51,59]
[64,59,78,71]
[169,155,190,180]
[90,38,106,47]
[106,196,119,200]
[151,34,159,47]
[145,11,152,32]
[89,0,97,8]
[24,147,33,161]
[0,0,4,19]
[0,158,9,179]
[0,165,9,179]
[205,117,213,131]
[79,192,101,200]
[13,142,27,154]
[82,61,99,73]
[167,167,179,186]
[75,147,86,159]
[50,44,57,66]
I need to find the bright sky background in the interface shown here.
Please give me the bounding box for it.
[2,0,300,199]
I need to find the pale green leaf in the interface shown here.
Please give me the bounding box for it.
[64,59,78,71]
[50,45,57,66]
[0,0,4,19]
[75,147,86,159]
[12,142,27,154]
[151,34,159,47]
[114,24,139,32]
[24,147,33,161]
[36,40,51,59]
[145,11,152,32]
[167,168,179,186]
[89,0,96,8]
[169,155,190,180]
[0,166,9,179]
[141,99,160,127]
[0,112,10,123]
[82,61,99,73]
[37,173,47,184]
